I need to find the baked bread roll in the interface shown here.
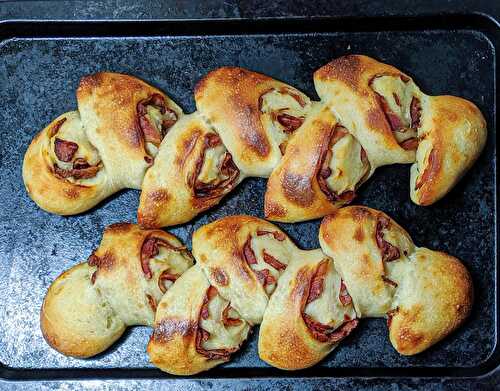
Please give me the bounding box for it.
[195,67,311,177]
[152,215,359,374]
[40,223,193,358]
[23,111,110,215]
[148,265,250,375]
[409,95,487,205]
[258,250,358,370]
[25,59,485,223]
[138,113,244,227]
[319,206,473,355]
[192,215,298,324]
[41,213,474,372]
[23,72,182,215]
[264,55,486,222]
[314,55,486,206]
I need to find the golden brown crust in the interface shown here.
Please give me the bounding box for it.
[389,248,473,355]
[319,206,473,355]
[195,67,311,177]
[410,95,487,205]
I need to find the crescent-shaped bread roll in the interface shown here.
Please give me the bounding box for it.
[77,72,183,189]
[40,223,193,358]
[23,73,183,215]
[409,95,487,205]
[192,215,297,325]
[264,103,370,222]
[148,265,250,375]
[258,250,358,370]
[40,262,126,358]
[138,113,244,228]
[319,206,473,355]
[195,67,311,177]
[23,111,111,215]
[314,55,418,169]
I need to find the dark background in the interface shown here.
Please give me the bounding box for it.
[0,1,498,390]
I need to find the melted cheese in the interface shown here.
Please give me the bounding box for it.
[326,133,368,194]
[371,75,420,143]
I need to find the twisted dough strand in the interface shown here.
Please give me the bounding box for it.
[24,56,486,223]
[148,209,472,374]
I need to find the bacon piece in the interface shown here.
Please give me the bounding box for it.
[212,268,229,286]
[410,96,422,130]
[280,87,307,107]
[375,216,400,262]
[339,279,352,306]
[382,275,398,288]
[205,133,222,148]
[255,269,276,287]
[256,230,286,241]
[243,237,257,265]
[141,237,185,279]
[54,163,101,180]
[72,158,89,169]
[375,93,404,132]
[386,307,399,328]
[222,304,242,327]
[90,271,97,284]
[147,294,157,312]
[200,286,218,320]
[277,113,304,134]
[303,314,359,343]
[415,148,438,190]
[190,134,240,200]
[262,250,287,271]
[158,270,179,294]
[195,286,240,361]
[400,137,419,151]
[393,93,401,107]
[306,261,328,304]
[54,138,78,162]
[137,94,177,146]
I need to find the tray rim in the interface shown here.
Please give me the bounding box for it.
[0,13,498,381]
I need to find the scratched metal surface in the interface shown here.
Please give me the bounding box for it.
[0,27,496,380]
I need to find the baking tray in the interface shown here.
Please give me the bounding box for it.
[0,14,497,381]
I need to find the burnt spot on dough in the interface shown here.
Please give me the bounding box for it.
[148,189,170,203]
[351,206,371,222]
[315,55,363,89]
[150,318,197,344]
[106,222,133,233]
[62,187,80,199]
[281,172,314,207]
[264,201,287,218]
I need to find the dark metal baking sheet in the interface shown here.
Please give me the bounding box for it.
[0,15,497,381]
